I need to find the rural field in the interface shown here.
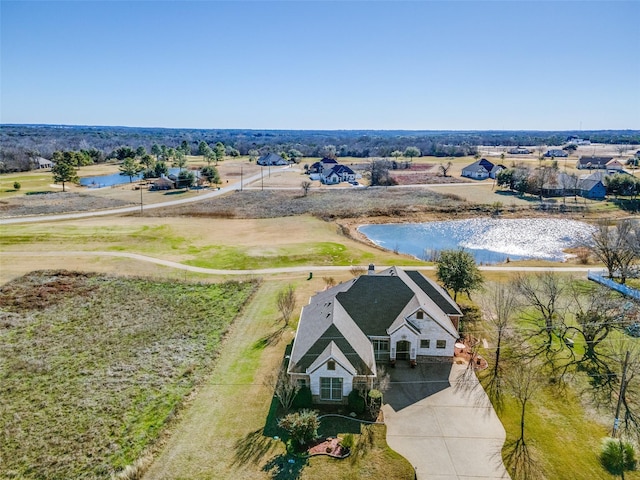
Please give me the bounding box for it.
[0,152,638,480]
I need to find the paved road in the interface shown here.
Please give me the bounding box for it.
[0,251,598,276]
[383,363,510,480]
[0,174,494,226]
[0,168,276,225]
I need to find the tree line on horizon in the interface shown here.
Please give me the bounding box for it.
[1,124,639,173]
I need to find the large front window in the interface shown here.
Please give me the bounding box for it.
[320,377,343,401]
[372,339,390,361]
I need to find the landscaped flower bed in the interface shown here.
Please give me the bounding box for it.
[308,437,350,459]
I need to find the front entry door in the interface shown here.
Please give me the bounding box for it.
[396,340,411,360]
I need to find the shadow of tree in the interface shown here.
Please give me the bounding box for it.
[252,326,287,350]
[502,438,542,480]
[262,453,308,480]
[232,428,281,467]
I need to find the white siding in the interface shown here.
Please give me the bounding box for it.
[308,360,354,398]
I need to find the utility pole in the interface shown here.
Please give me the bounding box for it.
[140,182,143,216]
[612,350,630,437]
[240,165,243,191]
[261,166,263,191]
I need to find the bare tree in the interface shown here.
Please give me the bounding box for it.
[349,265,367,277]
[322,277,336,288]
[264,364,300,411]
[481,282,517,411]
[276,284,296,326]
[513,273,567,362]
[438,161,453,177]
[590,220,640,283]
[300,180,311,197]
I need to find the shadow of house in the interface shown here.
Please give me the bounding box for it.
[384,362,452,411]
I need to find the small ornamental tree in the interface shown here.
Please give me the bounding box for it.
[436,249,484,301]
[278,409,320,446]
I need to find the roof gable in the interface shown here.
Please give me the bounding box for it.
[405,271,462,316]
[336,276,415,336]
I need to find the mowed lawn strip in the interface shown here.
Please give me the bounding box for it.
[0,271,257,479]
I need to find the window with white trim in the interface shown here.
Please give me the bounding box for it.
[320,377,343,401]
[372,339,390,361]
[420,339,430,349]
[436,340,446,349]
[327,360,336,370]
[416,311,424,319]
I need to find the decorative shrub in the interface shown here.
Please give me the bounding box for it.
[292,386,312,409]
[348,389,365,414]
[13,181,21,190]
[278,409,320,446]
[600,437,637,475]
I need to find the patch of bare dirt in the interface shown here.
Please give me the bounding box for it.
[0,192,134,218]
[0,270,98,311]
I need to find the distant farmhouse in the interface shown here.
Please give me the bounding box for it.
[544,149,568,158]
[257,153,288,166]
[576,156,614,170]
[508,147,531,155]
[566,135,591,146]
[287,266,461,404]
[35,157,54,169]
[461,158,505,180]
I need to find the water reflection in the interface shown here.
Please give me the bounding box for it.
[358,218,594,264]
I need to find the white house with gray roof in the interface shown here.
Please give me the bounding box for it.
[287,266,462,404]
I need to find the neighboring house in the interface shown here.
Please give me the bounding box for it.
[309,158,337,174]
[566,136,591,146]
[576,156,613,170]
[508,147,531,155]
[287,265,462,404]
[35,157,54,169]
[490,164,506,179]
[321,164,356,184]
[605,159,625,172]
[461,158,494,179]
[544,149,568,158]
[257,153,288,166]
[578,176,607,199]
[151,177,175,190]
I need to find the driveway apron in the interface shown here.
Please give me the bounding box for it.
[382,362,510,480]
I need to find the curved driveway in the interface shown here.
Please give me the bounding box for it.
[383,363,510,480]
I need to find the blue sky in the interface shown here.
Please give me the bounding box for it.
[1,1,639,130]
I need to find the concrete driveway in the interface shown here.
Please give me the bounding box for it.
[382,362,510,480]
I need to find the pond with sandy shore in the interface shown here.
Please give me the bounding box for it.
[358,218,595,264]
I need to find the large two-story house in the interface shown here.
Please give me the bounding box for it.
[287,265,462,404]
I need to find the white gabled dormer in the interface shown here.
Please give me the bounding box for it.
[307,341,357,401]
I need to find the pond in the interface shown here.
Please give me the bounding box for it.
[358,218,595,264]
[80,168,185,188]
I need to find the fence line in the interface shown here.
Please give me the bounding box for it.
[587,270,640,301]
